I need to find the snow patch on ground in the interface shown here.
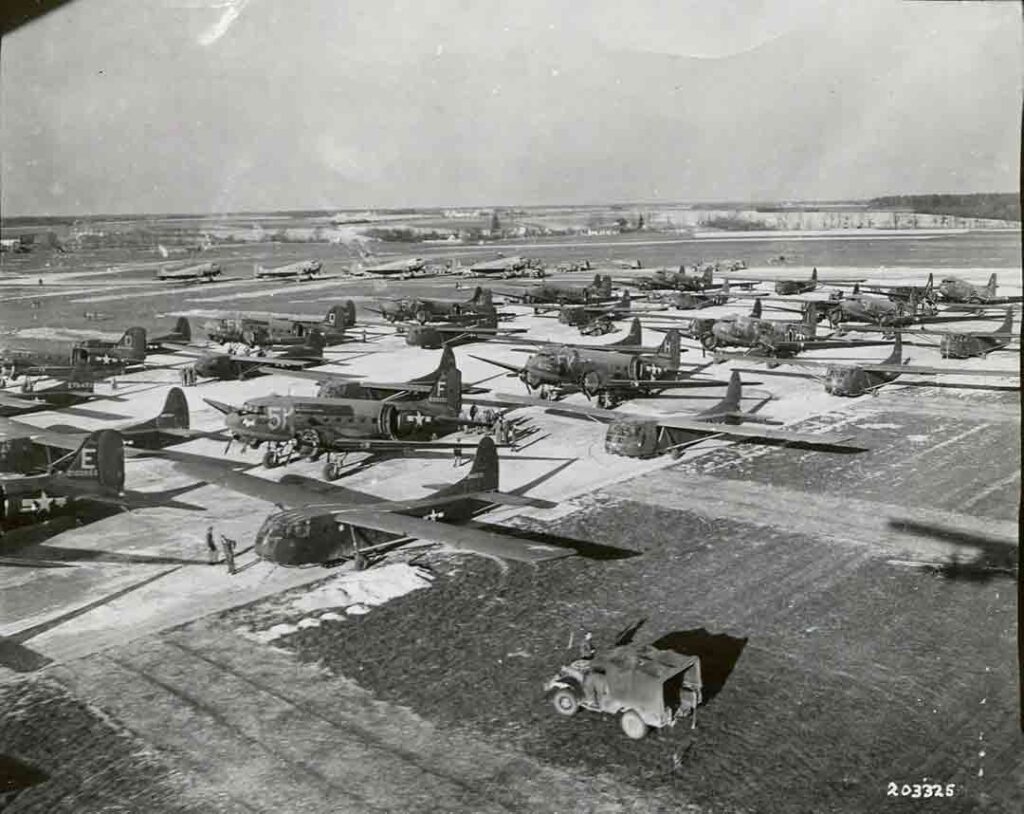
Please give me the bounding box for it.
[240,564,434,643]
[858,422,902,430]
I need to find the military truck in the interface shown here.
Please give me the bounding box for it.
[544,642,703,740]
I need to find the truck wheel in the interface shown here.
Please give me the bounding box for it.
[700,333,717,351]
[551,689,580,717]
[620,710,648,740]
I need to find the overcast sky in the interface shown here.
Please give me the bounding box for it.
[1,0,1020,216]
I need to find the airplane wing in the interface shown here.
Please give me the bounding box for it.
[855,363,1018,376]
[328,507,571,563]
[0,418,86,450]
[466,394,861,450]
[469,355,526,375]
[256,366,358,382]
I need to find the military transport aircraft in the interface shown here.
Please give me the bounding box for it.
[152,436,615,569]
[856,273,935,304]
[0,327,148,384]
[184,330,328,381]
[401,312,529,349]
[727,267,866,296]
[155,262,222,283]
[545,290,648,333]
[694,300,876,356]
[202,303,357,346]
[254,259,323,281]
[206,346,496,475]
[724,333,1020,396]
[649,282,736,311]
[477,371,862,459]
[495,274,614,306]
[0,429,203,533]
[0,388,207,474]
[624,266,715,292]
[826,285,982,329]
[473,329,727,407]
[357,255,429,278]
[374,286,494,323]
[0,381,125,416]
[839,309,1017,359]
[936,273,1022,305]
[464,256,544,278]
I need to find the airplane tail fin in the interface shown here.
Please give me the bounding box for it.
[412,345,455,385]
[751,298,762,319]
[803,302,818,337]
[811,267,818,283]
[924,273,934,296]
[426,348,462,412]
[52,429,125,493]
[173,316,191,343]
[119,327,147,361]
[470,286,493,308]
[995,308,1014,337]
[702,267,713,287]
[433,436,499,498]
[699,371,742,418]
[613,317,642,347]
[324,303,353,330]
[986,273,997,296]
[284,329,325,360]
[657,329,681,370]
[852,282,860,295]
[153,386,190,432]
[621,289,631,309]
[885,332,903,365]
[598,274,612,298]
[254,264,260,278]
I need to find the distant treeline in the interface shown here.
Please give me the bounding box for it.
[869,194,1020,222]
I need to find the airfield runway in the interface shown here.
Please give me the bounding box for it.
[1,235,1021,812]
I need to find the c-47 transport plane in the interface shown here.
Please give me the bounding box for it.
[156,262,222,283]
[254,259,323,281]
[0,429,202,534]
[207,347,496,474]
[1,328,147,384]
[154,437,619,569]
[936,273,1023,305]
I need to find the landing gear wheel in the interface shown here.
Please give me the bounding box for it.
[262,448,281,468]
[353,553,368,571]
[322,460,341,481]
[551,689,580,717]
[700,333,717,351]
[414,308,429,324]
[620,710,648,740]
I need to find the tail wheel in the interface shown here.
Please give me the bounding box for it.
[620,710,648,740]
[827,308,843,328]
[322,460,340,481]
[551,689,580,717]
[700,333,717,351]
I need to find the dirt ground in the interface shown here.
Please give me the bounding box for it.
[1,234,1021,812]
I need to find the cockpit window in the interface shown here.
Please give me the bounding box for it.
[287,519,310,538]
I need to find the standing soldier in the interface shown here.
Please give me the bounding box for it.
[219,534,237,575]
[205,525,218,564]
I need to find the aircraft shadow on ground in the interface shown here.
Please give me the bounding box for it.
[888,518,1018,581]
[468,520,640,560]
